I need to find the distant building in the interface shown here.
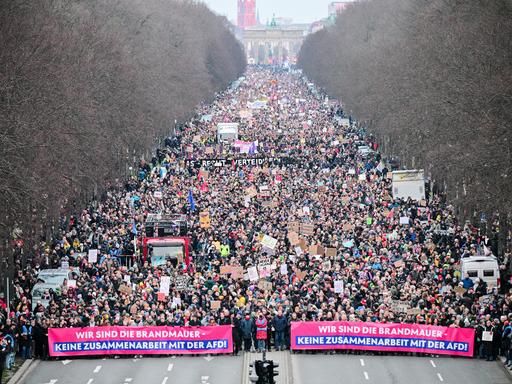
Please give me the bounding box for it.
[238,0,257,29]
[241,19,310,65]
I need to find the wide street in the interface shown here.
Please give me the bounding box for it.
[20,353,512,384]
[23,355,242,384]
[292,354,511,384]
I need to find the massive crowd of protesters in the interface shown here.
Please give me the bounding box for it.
[1,67,512,372]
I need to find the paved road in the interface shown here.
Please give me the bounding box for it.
[291,354,511,384]
[24,355,242,384]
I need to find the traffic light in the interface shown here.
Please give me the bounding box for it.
[267,360,279,384]
[248,359,279,384]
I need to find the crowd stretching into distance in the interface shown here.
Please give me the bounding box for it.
[1,68,512,366]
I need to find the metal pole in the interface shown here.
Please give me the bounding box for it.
[6,277,10,310]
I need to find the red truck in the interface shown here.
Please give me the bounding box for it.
[142,214,191,270]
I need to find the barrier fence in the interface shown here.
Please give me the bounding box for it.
[290,321,475,357]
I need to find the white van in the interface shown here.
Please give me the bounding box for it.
[461,255,500,290]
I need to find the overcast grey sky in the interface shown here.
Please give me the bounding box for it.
[200,0,334,24]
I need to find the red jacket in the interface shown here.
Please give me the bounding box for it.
[255,317,267,340]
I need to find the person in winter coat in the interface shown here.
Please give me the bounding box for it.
[240,313,255,352]
[273,310,288,351]
[232,313,242,356]
[0,338,9,384]
[255,312,268,352]
[483,320,495,361]
[502,321,512,366]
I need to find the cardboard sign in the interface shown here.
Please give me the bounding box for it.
[246,186,258,198]
[119,284,132,295]
[205,147,214,155]
[157,292,166,301]
[407,308,422,316]
[288,231,300,245]
[342,223,353,232]
[390,300,411,314]
[192,135,201,143]
[326,248,337,258]
[88,249,98,263]
[230,266,244,279]
[200,211,211,229]
[454,286,466,295]
[288,221,300,232]
[296,270,307,280]
[309,244,324,256]
[258,280,273,291]
[219,265,231,275]
[300,223,315,236]
[211,300,221,310]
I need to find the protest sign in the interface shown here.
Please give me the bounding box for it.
[482,331,493,342]
[211,300,221,310]
[246,186,258,198]
[294,246,303,256]
[219,265,231,275]
[296,270,307,280]
[400,217,410,225]
[288,221,300,232]
[119,284,132,295]
[88,249,98,263]
[407,308,422,316]
[157,292,166,302]
[247,266,259,282]
[175,275,190,290]
[154,191,163,199]
[260,235,278,250]
[160,276,171,295]
[280,264,288,275]
[230,266,244,279]
[300,223,315,236]
[334,280,344,293]
[68,279,76,288]
[326,248,337,258]
[205,147,214,155]
[258,280,273,291]
[123,275,131,284]
[454,286,466,295]
[342,223,353,232]
[258,264,272,278]
[199,211,211,229]
[48,325,233,357]
[290,321,474,357]
[287,231,300,245]
[390,300,411,314]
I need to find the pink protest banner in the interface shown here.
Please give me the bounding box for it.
[48,325,233,357]
[290,321,474,357]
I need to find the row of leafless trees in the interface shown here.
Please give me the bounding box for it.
[298,0,512,255]
[0,0,245,280]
